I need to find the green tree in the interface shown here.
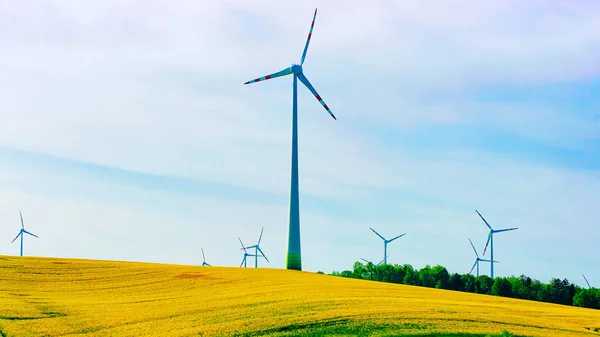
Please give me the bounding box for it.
[492,277,513,297]
[507,276,528,299]
[448,273,465,291]
[403,264,419,285]
[390,264,406,284]
[461,274,476,293]
[573,288,600,309]
[536,283,551,302]
[363,261,376,280]
[328,262,600,311]
[431,265,450,289]
[547,278,576,305]
[352,261,367,279]
[419,265,436,288]
[529,279,542,301]
[475,275,494,294]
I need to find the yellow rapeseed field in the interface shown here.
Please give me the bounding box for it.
[0,256,599,336]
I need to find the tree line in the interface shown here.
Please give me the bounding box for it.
[326,262,600,310]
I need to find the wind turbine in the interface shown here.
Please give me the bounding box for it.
[238,237,256,268]
[11,211,38,257]
[244,8,336,271]
[468,238,498,277]
[477,210,517,279]
[240,227,270,268]
[361,256,388,267]
[582,274,592,289]
[369,227,405,265]
[201,248,211,267]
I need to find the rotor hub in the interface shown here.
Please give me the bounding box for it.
[291,64,303,74]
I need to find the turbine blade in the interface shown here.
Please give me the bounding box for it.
[468,238,479,257]
[244,67,292,85]
[480,258,491,262]
[20,210,24,228]
[495,227,518,233]
[388,233,406,242]
[11,231,22,243]
[297,73,336,120]
[583,274,591,288]
[257,247,269,263]
[377,259,384,266]
[300,8,318,66]
[476,210,493,230]
[469,260,477,274]
[369,227,386,241]
[482,232,491,256]
[23,230,38,238]
[258,227,264,245]
[202,248,206,262]
[360,258,369,264]
[238,237,249,253]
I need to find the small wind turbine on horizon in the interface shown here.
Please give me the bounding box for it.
[11,211,38,257]
[239,228,269,268]
[244,8,336,271]
[369,227,405,265]
[468,238,498,277]
[201,248,211,267]
[238,238,255,268]
[477,210,517,279]
[582,274,592,289]
[361,255,388,267]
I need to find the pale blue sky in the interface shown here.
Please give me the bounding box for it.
[0,1,599,287]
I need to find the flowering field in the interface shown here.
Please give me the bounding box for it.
[0,256,599,336]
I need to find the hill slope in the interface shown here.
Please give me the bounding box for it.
[0,256,599,337]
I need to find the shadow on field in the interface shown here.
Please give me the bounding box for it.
[228,320,528,337]
[174,272,221,280]
[0,311,66,321]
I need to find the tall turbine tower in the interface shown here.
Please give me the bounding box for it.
[477,210,518,279]
[244,8,336,271]
[369,227,405,265]
[11,211,38,256]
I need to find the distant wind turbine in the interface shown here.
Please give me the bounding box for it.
[240,227,270,268]
[369,227,405,265]
[238,237,256,268]
[244,8,336,271]
[582,274,592,289]
[468,238,498,277]
[11,211,38,257]
[201,248,211,267]
[477,210,517,279]
[361,256,388,267]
